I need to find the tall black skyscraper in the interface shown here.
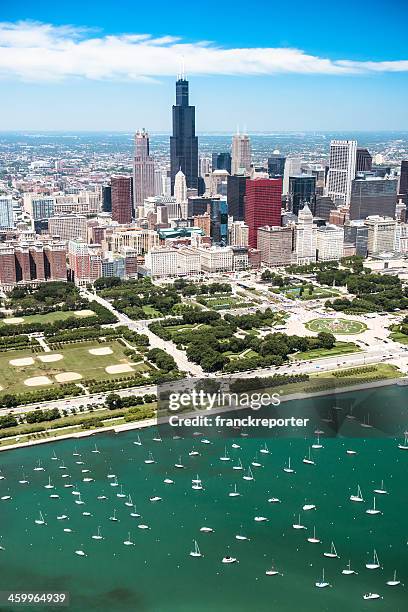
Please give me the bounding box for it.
[288,175,316,216]
[227,174,247,221]
[170,77,198,194]
[268,154,286,178]
[212,152,232,174]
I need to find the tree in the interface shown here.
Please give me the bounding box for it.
[105,393,123,410]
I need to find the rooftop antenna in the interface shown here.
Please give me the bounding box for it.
[181,56,186,80]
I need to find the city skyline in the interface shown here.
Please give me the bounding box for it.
[1,0,408,131]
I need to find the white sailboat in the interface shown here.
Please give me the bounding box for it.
[75,494,85,505]
[366,549,381,570]
[133,434,142,446]
[222,556,238,564]
[73,448,80,456]
[235,530,250,541]
[144,452,155,464]
[324,541,339,558]
[91,444,100,454]
[125,494,133,507]
[189,448,200,457]
[315,568,330,588]
[58,462,67,470]
[220,446,231,461]
[259,443,270,455]
[254,516,269,522]
[292,514,306,530]
[265,566,281,576]
[201,438,211,445]
[189,540,202,557]
[303,448,315,465]
[137,524,150,529]
[109,509,119,522]
[34,460,44,472]
[0,471,4,480]
[233,458,243,471]
[123,532,135,546]
[199,526,214,533]
[35,511,46,525]
[350,484,364,502]
[373,480,388,495]
[346,449,357,455]
[243,466,254,481]
[268,497,281,503]
[231,443,240,449]
[130,505,140,517]
[229,484,240,497]
[283,457,295,473]
[116,485,126,498]
[303,503,316,511]
[163,475,174,484]
[97,495,107,500]
[51,450,58,460]
[361,414,373,429]
[75,550,86,556]
[386,570,401,586]
[107,469,116,479]
[1,495,12,501]
[192,475,204,490]
[149,495,162,501]
[110,477,119,488]
[363,593,381,600]
[398,433,408,450]
[342,560,358,575]
[92,526,103,540]
[251,454,262,468]
[174,456,184,469]
[312,435,323,450]
[19,471,29,484]
[57,514,68,520]
[307,526,321,544]
[366,497,382,515]
[44,476,54,489]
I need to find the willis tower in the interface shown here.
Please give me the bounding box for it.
[170,76,198,194]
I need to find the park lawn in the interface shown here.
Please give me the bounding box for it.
[0,310,94,325]
[292,341,361,361]
[272,284,339,301]
[305,318,367,334]
[389,331,408,345]
[227,349,259,361]
[142,305,163,318]
[0,340,142,395]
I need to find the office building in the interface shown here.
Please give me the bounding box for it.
[102,185,112,212]
[48,215,88,241]
[193,213,211,236]
[212,152,232,174]
[267,154,286,178]
[231,132,251,175]
[344,219,369,257]
[209,197,228,245]
[23,194,55,221]
[350,175,397,220]
[229,221,249,247]
[326,140,357,205]
[174,169,188,218]
[316,225,344,261]
[200,157,211,177]
[288,175,316,216]
[294,204,317,264]
[170,77,198,193]
[0,239,67,288]
[227,174,246,221]
[133,129,156,210]
[400,160,408,203]
[245,178,282,248]
[356,148,372,173]
[283,158,302,195]
[0,195,14,228]
[364,216,397,254]
[257,226,293,266]
[111,176,132,224]
[314,195,336,220]
[145,246,201,278]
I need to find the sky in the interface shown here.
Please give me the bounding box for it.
[0,0,407,132]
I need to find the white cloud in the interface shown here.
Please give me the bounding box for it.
[0,20,407,82]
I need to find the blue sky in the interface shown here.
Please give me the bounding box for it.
[1,0,407,131]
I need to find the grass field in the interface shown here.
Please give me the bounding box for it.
[292,341,361,361]
[271,285,339,301]
[390,331,408,345]
[305,317,367,334]
[0,340,150,394]
[1,309,95,325]
[199,294,254,310]
[142,305,163,318]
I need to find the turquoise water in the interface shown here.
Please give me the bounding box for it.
[0,386,407,612]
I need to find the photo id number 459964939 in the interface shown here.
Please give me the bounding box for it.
[0,592,69,606]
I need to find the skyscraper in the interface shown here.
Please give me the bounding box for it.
[174,169,187,217]
[212,152,232,174]
[326,140,357,205]
[227,174,247,221]
[170,77,198,194]
[282,158,302,195]
[356,148,372,173]
[245,178,282,248]
[349,175,397,220]
[288,175,316,216]
[294,204,317,264]
[133,129,155,213]
[400,160,408,201]
[0,195,14,228]
[111,176,133,224]
[267,154,286,178]
[231,133,251,175]
[209,197,228,245]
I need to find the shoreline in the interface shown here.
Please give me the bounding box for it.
[0,376,403,453]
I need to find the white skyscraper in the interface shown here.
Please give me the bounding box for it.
[326,140,357,205]
[231,132,251,175]
[316,225,344,261]
[282,158,302,195]
[133,129,156,213]
[0,196,14,228]
[174,169,187,218]
[294,203,317,264]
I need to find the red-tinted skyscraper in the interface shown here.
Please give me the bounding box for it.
[245,178,282,248]
[111,176,133,224]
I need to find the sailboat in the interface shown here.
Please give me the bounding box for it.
[73,448,80,456]
[34,460,44,472]
[254,516,269,522]
[123,532,135,546]
[57,514,68,520]
[0,471,4,480]
[315,568,330,588]
[303,448,315,465]
[398,433,408,450]
[373,480,388,495]
[366,497,382,515]
[220,446,231,461]
[97,495,107,500]
[192,475,204,490]
[233,458,243,471]
[303,503,316,511]
[116,485,126,498]
[324,541,339,558]
[235,527,250,541]
[265,565,281,576]
[251,453,262,468]
[292,514,306,530]
[386,570,401,586]
[35,511,46,525]
[58,462,67,470]
[107,469,116,479]
[109,509,119,522]
[361,414,373,429]
[259,443,270,455]
[346,449,357,455]
[268,496,281,503]
[19,471,29,484]
[201,438,211,445]
[199,526,214,533]
[152,433,162,442]
[125,494,133,507]
[92,526,103,540]
[283,457,295,473]
[189,448,200,457]
[363,593,381,600]
[366,549,381,570]
[44,476,54,489]
[75,494,85,505]
[190,540,202,557]
[91,444,100,454]
[133,434,142,446]
[174,456,184,469]
[130,505,140,517]
[307,526,321,544]
[243,466,254,481]
[312,435,323,450]
[75,550,86,557]
[163,475,174,484]
[149,495,162,502]
[231,443,240,449]
[222,555,238,564]
[144,452,155,464]
[110,477,119,488]
[350,484,364,502]
[342,560,358,575]
[51,450,58,460]
[229,484,240,497]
